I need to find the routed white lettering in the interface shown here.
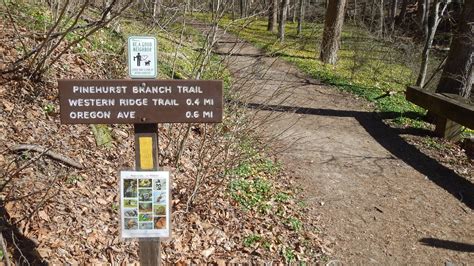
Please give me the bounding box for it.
[119,98,148,106]
[69,111,111,119]
[68,99,115,107]
[151,98,179,106]
[117,111,136,119]
[177,86,202,93]
[132,86,172,94]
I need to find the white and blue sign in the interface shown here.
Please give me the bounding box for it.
[128,36,157,79]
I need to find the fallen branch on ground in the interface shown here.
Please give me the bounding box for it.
[10,144,83,169]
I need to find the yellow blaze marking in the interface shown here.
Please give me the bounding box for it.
[139,137,154,170]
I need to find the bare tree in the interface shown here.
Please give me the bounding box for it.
[278,0,290,42]
[1,0,133,81]
[379,0,384,37]
[268,0,278,32]
[418,0,430,38]
[320,0,347,64]
[389,0,398,33]
[153,0,161,19]
[297,0,305,35]
[436,0,474,98]
[416,0,450,87]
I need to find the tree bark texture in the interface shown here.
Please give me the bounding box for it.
[417,0,429,37]
[268,0,278,32]
[436,0,474,98]
[389,0,398,32]
[152,0,160,18]
[297,0,305,35]
[320,0,347,64]
[379,0,384,36]
[353,0,357,23]
[278,0,290,41]
[292,0,297,22]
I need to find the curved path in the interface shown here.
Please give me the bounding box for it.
[192,23,474,264]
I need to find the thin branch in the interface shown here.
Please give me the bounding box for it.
[0,233,11,266]
[3,0,27,53]
[11,232,29,266]
[30,0,87,78]
[10,144,83,169]
[27,0,70,72]
[0,147,51,192]
[36,0,133,77]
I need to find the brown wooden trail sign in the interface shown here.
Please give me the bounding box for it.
[59,79,223,265]
[59,79,223,124]
[58,35,224,265]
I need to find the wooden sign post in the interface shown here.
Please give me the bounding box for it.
[58,37,223,265]
[135,123,160,265]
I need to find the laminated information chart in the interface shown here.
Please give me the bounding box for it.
[120,171,170,238]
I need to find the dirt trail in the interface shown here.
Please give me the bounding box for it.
[191,23,474,264]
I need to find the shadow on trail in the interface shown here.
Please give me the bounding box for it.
[237,101,474,210]
[420,238,474,253]
[0,203,46,265]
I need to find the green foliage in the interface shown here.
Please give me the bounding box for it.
[228,139,280,178]
[43,103,56,115]
[243,234,262,247]
[90,124,113,148]
[283,247,296,263]
[19,151,31,161]
[10,1,51,30]
[275,192,291,202]
[66,175,83,185]
[288,217,303,231]
[422,137,445,150]
[111,203,119,213]
[229,178,272,212]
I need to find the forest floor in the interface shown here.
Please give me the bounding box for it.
[190,22,474,264]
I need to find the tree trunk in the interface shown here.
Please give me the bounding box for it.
[245,0,249,16]
[320,0,347,64]
[361,1,367,22]
[279,0,290,41]
[370,0,376,31]
[297,0,305,35]
[292,0,297,22]
[240,0,244,17]
[152,0,160,19]
[389,0,398,33]
[353,0,357,23]
[436,0,474,98]
[268,0,278,32]
[232,0,235,20]
[103,0,112,20]
[416,0,448,87]
[379,0,384,37]
[417,0,429,37]
[397,0,408,24]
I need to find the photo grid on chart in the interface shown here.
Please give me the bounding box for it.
[120,171,169,238]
